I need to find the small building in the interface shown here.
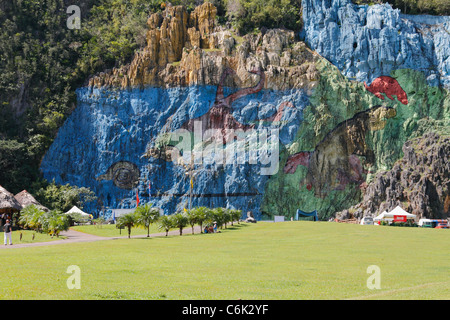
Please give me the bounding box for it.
[111,209,136,221]
[274,215,285,222]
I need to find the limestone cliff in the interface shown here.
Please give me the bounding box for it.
[88,3,320,91]
[302,0,450,88]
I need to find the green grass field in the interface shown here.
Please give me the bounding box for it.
[71,223,178,237]
[0,230,67,244]
[0,222,448,300]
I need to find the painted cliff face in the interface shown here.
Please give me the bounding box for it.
[178,68,297,145]
[40,73,309,217]
[40,1,449,221]
[302,0,450,88]
[283,106,397,197]
[180,68,265,144]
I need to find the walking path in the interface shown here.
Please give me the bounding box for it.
[0,226,204,249]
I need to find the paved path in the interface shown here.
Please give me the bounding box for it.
[0,225,204,249]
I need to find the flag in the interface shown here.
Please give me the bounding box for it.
[190,177,193,189]
[136,188,140,208]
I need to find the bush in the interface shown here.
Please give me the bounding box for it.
[390,221,418,227]
[41,210,70,237]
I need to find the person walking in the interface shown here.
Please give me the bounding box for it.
[3,219,12,245]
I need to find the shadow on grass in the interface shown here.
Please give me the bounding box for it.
[222,223,250,231]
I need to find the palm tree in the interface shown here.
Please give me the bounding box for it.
[171,212,188,236]
[229,209,242,225]
[116,212,137,238]
[212,207,226,229]
[191,206,210,233]
[222,208,231,229]
[19,204,45,232]
[135,203,160,237]
[18,205,37,230]
[186,209,199,234]
[158,215,173,236]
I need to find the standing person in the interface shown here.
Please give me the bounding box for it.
[4,219,12,245]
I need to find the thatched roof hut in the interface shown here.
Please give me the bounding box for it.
[0,185,23,214]
[14,190,49,212]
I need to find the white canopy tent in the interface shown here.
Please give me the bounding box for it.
[374,211,388,222]
[65,206,90,216]
[374,206,417,223]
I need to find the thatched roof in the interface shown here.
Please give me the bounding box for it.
[14,190,49,212]
[0,185,23,213]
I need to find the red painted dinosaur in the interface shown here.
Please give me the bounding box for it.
[364,76,408,105]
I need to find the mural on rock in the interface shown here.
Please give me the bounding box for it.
[364,76,409,105]
[180,67,265,144]
[40,1,450,221]
[283,106,397,197]
[97,161,140,190]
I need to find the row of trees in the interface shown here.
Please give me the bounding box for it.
[15,202,243,239]
[116,204,243,238]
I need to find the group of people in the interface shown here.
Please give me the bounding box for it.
[204,223,218,234]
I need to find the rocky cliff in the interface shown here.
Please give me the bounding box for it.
[302,0,450,88]
[40,1,450,220]
[336,132,449,220]
[89,2,319,91]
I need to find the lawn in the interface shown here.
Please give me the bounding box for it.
[70,223,178,237]
[0,222,448,300]
[0,230,66,245]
